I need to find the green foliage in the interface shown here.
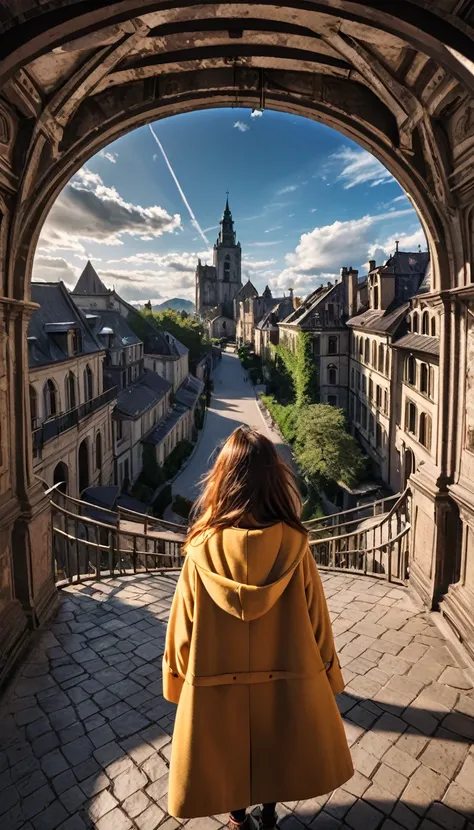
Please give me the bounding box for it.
[274,332,318,407]
[163,439,194,479]
[260,394,299,444]
[139,309,206,362]
[152,484,172,518]
[295,404,366,489]
[301,484,324,522]
[131,481,154,505]
[266,354,294,404]
[140,444,164,490]
[172,495,193,520]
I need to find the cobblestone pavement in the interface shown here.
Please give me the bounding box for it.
[1,572,474,830]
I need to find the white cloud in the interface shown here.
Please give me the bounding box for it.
[368,227,426,263]
[38,167,181,251]
[277,185,298,195]
[32,255,80,287]
[310,208,318,213]
[328,146,394,190]
[247,241,281,247]
[392,194,409,203]
[264,226,282,233]
[234,121,249,132]
[285,208,414,275]
[100,150,118,163]
[251,109,263,118]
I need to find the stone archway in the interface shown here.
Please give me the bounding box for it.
[53,461,68,495]
[1,0,474,677]
[78,440,90,496]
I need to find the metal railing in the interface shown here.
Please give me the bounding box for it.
[35,387,117,450]
[50,488,185,584]
[49,487,411,586]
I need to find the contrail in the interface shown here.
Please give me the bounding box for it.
[149,124,209,246]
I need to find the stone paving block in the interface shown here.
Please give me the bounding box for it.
[373,763,408,797]
[346,675,384,699]
[144,773,169,803]
[372,687,413,716]
[88,723,115,748]
[390,802,419,830]
[378,654,411,676]
[454,693,474,717]
[407,660,444,684]
[382,745,419,777]
[80,770,110,797]
[426,801,467,830]
[345,798,384,830]
[308,813,342,830]
[363,781,399,815]
[141,752,168,781]
[102,701,131,721]
[396,643,429,663]
[350,745,380,778]
[93,740,123,767]
[31,800,69,830]
[22,783,56,819]
[324,788,357,819]
[357,730,392,759]
[61,735,94,765]
[119,736,155,765]
[379,821,406,830]
[72,756,100,781]
[59,784,87,813]
[87,788,119,821]
[343,720,365,747]
[106,754,135,779]
[183,817,221,829]
[402,706,439,736]
[442,712,474,740]
[341,769,371,797]
[95,807,133,830]
[419,728,469,778]
[346,704,379,730]
[122,789,151,818]
[52,769,77,795]
[455,752,474,795]
[443,782,474,815]
[409,764,450,800]
[112,764,147,801]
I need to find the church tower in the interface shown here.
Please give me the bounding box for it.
[213,196,242,317]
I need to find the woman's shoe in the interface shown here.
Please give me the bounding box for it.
[228,817,255,829]
[258,813,277,829]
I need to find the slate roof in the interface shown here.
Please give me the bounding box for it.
[114,369,170,419]
[28,282,103,368]
[72,261,110,295]
[382,250,429,276]
[175,375,204,408]
[392,333,440,357]
[80,308,142,349]
[346,303,410,334]
[234,279,258,301]
[256,296,295,330]
[142,405,188,445]
[280,284,334,326]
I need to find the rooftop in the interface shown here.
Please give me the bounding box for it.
[1,572,473,829]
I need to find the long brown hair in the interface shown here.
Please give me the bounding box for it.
[187,425,307,544]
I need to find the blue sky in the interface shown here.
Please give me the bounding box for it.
[34,108,425,305]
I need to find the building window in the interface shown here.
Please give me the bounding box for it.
[71,329,83,355]
[328,395,338,406]
[373,283,379,309]
[419,412,432,449]
[44,379,58,418]
[96,431,102,470]
[361,404,367,431]
[420,363,429,395]
[116,420,123,442]
[376,385,382,408]
[371,341,377,367]
[328,364,337,385]
[30,385,38,429]
[422,310,430,335]
[350,394,355,419]
[385,350,390,376]
[431,317,436,336]
[406,355,416,385]
[66,372,76,411]
[378,344,384,373]
[369,414,375,436]
[364,338,370,363]
[351,368,355,389]
[406,401,417,434]
[369,378,373,401]
[376,423,384,449]
[356,399,361,423]
[384,389,389,415]
[224,256,230,282]
[362,375,367,394]
[359,338,364,359]
[84,364,93,400]
[328,336,337,355]
[413,312,419,333]
[357,371,361,391]
[313,336,320,356]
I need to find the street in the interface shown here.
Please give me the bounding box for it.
[172,350,294,501]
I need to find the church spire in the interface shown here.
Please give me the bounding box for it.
[218,191,236,246]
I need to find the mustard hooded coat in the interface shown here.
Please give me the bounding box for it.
[163,522,354,819]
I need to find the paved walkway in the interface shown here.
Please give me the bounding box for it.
[172,351,294,501]
[1,573,474,830]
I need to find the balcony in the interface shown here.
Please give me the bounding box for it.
[33,386,117,451]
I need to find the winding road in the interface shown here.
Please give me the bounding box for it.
[172,350,294,501]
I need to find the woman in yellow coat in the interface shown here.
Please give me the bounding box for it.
[163,426,353,828]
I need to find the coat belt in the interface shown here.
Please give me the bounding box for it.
[185,668,325,686]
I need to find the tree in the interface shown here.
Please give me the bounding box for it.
[140,309,206,363]
[274,331,318,407]
[295,404,366,489]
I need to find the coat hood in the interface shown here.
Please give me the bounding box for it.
[186,522,308,621]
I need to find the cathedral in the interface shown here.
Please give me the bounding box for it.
[195,197,243,338]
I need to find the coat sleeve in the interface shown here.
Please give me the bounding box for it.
[162,557,195,704]
[304,548,345,696]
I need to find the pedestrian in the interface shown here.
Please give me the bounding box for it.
[163,425,353,828]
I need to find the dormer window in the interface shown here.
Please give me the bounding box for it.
[72,329,83,354]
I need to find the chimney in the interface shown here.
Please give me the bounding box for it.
[288,287,295,308]
[341,267,358,318]
[395,240,399,253]
[369,259,376,272]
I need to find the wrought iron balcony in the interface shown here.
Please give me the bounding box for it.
[34,387,117,450]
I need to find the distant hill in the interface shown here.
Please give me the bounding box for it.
[153,298,195,313]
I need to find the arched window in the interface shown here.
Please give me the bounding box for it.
[358,337,363,358]
[378,344,384,373]
[364,338,370,363]
[371,341,377,367]
[78,440,89,494]
[96,432,102,470]
[422,310,430,335]
[385,349,390,377]
[121,351,126,366]
[66,371,76,411]
[431,316,436,336]
[407,401,417,434]
[328,336,337,355]
[44,379,58,418]
[406,355,416,385]
[412,312,419,333]
[419,413,432,449]
[30,385,38,429]
[84,364,94,401]
[71,328,83,355]
[224,255,230,282]
[420,363,429,394]
[328,364,337,385]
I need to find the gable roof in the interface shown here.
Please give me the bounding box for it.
[280,283,338,327]
[234,279,258,301]
[114,369,170,419]
[347,302,410,334]
[28,282,103,367]
[81,308,142,349]
[72,261,110,295]
[392,333,440,357]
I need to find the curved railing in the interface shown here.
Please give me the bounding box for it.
[49,486,411,585]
